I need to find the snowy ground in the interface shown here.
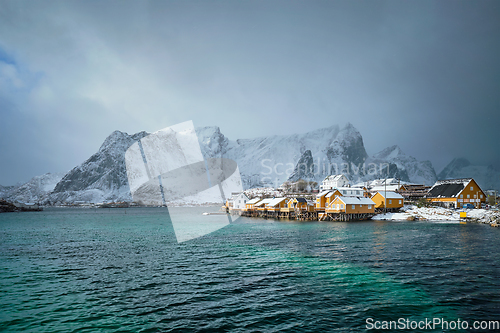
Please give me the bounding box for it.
[373,205,500,224]
[244,187,285,198]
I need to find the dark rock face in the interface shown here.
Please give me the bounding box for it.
[288,150,315,181]
[368,145,437,185]
[50,130,149,203]
[438,158,471,179]
[381,163,410,182]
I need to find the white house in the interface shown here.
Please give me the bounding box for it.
[229,192,249,210]
[320,174,350,190]
[334,187,367,197]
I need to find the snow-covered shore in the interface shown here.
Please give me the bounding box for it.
[373,205,500,224]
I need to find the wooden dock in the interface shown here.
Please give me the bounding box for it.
[240,208,373,222]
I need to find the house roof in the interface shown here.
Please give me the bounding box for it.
[255,198,273,207]
[293,197,307,203]
[323,174,346,182]
[369,185,403,192]
[335,187,365,191]
[427,178,474,198]
[336,197,375,205]
[373,191,403,199]
[229,192,247,201]
[316,190,331,197]
[246,198,261,204]
[267,197,287,207]
[325,191,338,198]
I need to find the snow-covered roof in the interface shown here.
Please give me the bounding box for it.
[335,187,365,191]
[373,191,403,199]
[325,191,339,198]
[246,197,261,204]
[316,190,331,197]
[427,178,475,198]
[255,198,273,206]
[323,174,346,181]
[369,185,403,192]
[267,197,287,207]
[434,178,472,186]
[336,197,375,205]
[369,178,402,186]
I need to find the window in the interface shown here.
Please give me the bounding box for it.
[474,194,476,198]
[368,205,372,209]
[239,200,241,203]
[389,200,392,204]
[336,204,339,210]
[352,205,355,209]
[467,194,470,198]
[470,186,473,191]
[480,194,483,199]
[399,200,402,204]
[341,204,344,209]
[460,194,463,198]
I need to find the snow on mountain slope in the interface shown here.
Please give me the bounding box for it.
[49,130,148,203]
[0,184,17,199]
[438,158,500,191]
[4,172,65,203]
[8,123,439,204]
[197,124,437,187]
[367,145,437,185]
[197,123,370,188]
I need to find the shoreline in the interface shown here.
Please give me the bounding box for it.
[373,205,500,224]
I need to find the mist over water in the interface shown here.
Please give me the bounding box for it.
[1,208,499,332]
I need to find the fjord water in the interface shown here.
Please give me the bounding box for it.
[1,208,499,332]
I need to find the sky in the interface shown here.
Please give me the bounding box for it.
[0,0,499,185]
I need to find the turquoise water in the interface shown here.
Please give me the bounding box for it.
[1,207,499,332]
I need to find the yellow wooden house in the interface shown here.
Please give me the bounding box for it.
[285,197,315,212]
[371,191,404,209]
[325,190,342,207]
[325,196,375,214]
[266,198,288,212]
[286,197,307,209]
[255,198,273,211]
[245,197,261,211]
[316,190,331,211]
[426,178,486,208]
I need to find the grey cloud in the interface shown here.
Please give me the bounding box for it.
[0,0,499,184]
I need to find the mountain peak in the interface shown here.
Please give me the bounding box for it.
[99,130,130,152]
[373,145,405,160]
[438,157,471,179]
[343,122,355,130]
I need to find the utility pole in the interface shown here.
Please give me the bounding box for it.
[384,170,387,215]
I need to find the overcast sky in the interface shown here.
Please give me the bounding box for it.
[1,0,499,185]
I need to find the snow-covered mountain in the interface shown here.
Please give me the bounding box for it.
[5,172,65,203]
[438,158,500,191]
[367,145,437,186]
[3,123,440,204]
[197,123,370,188]
[0,184,16,199]
[197,123,436,187]
[49,130,148,204]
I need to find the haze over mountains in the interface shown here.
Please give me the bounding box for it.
[0,123,497,204]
